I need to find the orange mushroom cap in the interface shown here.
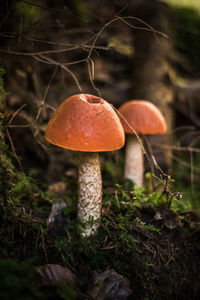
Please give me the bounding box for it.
[118,100,167,135]
[45,94,125,152]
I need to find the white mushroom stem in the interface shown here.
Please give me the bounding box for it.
[124,135,144,187]
[78,152,102,236]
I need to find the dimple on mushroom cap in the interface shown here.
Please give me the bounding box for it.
[118,100,167,135]
[45,94,125,152]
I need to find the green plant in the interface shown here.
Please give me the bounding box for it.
[56,285,77,300]
[0,259,42,300]
[134,217,161,235]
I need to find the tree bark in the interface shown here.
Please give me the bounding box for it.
[130,0,175,170]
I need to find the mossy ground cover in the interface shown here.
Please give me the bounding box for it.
[1,139,200,300]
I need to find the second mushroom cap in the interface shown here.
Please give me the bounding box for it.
[118,100,167,135]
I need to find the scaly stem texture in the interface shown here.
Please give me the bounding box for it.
[78,152,102,236]
[124,135,144,187]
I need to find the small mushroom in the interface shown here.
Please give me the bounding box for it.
[45,94,125,236]
[118,100,167,187]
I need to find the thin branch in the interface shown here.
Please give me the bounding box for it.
[37,55,82,91]
[63,58,88,66]
[87,18,118,59]
[7,104,55,128]
[18,0,51,11]
[33,55,54,65]
[87,58,101,96]
[170,153,199,171]
[156,144,200,153]
[189,150,194,193]
[169,126,196,134]
[188,134,200,148]
[58,63,82,92]
[178,130,200,145]
[118,16,169,41]
[87,15,169,59]
[6,128,22,170]
[114,107,153,171]
[0,46,80,56]
[8,104,27,126]
[42,65,58,103]
[142,135,156,189]
[0,6,13,28]
[31,126,47,151]
[114,107,176,195]
[0,32,111,50]
[8,66,58,129]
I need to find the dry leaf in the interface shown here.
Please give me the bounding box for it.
[36,264,77,287]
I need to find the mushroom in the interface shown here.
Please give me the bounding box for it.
[118,100,167,187]
[45,94,125,236]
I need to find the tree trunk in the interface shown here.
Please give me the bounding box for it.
[130,0,175,171]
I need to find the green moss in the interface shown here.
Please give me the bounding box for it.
[70,0,90,24]
[15,1,41,26]
[173,6,200,76]
[1,175,200,299]
[56,285,77,300]
[165,0,200,14]
[0,259,42,300]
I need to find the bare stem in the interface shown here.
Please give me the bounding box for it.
[124,135,144,187]
[78,152,102,236]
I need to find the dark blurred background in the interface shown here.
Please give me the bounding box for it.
[1,0,200,210]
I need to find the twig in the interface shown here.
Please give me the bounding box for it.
[5,128,22,170]
[142,135,156,189]
[0,5,13,28]
[0,33,111,50]
[167,192,183,209]
[37,55,82,91]
[18,0,53,11]
[87,58,101,96]
[114,107,154,175]
[29,70,42,101]
[189,150,194,193]
[8,104,27,126]
[117,16,168,44]
[152,155,172,203]
[40,225,48,263]
[101,245,118,250]
[87,15,169,59]
[42,65,58,103]
[169,153,199,171]
[156,144,200,153]
[178,130,200,145]
[0,47,80,56]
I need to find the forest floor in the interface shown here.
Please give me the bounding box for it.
[1,136,200,300]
